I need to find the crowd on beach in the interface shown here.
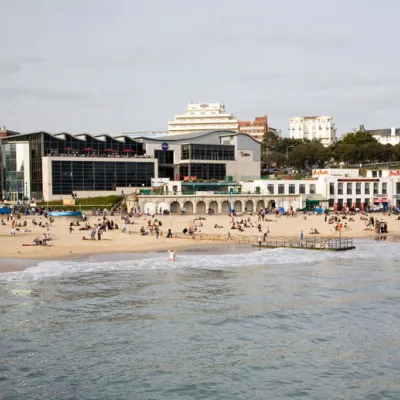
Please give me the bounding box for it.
[0,202,395,258]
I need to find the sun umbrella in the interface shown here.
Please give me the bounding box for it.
[104,148,116,152]
[83,147,94,151]
[121,149,134,152]
[64,147,73,151]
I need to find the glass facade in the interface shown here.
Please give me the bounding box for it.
[179,163,226,181]
[1,132,146,199]
[52,160,154,194]
[181,144,235,161]
[1,143,30,202]
[155,150,174,180]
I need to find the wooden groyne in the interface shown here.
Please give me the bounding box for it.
[254,236,355,251]
[173,233,355,251]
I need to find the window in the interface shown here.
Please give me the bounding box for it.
[278,184,285,194]
[365,183,370,195]
[382,182,387,195]
[267,184,274,194]
[338,182,343,195]
[371,171,377,177]
[347,183,352,195]
[299,184,305,194]
[337,198,343,211]
[356,182,361,195]
[347,199,352,209]
[52,160,154,194]
[356,198,362,208]
[373,182,379,194]
[328,199,334,208]
[289,184,295,194]
[396,182,400,194]
[329,182,335,195]
[179,163,226,181]
[183,144,235,161]
[310,184,316,194]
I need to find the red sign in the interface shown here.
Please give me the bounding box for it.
[175,174,180,181]
[200,104,208,108]
[184,176,190,181]
[389,170,400,176]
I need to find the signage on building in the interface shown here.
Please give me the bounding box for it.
[200,104,208,108]
[151,178,170,187]
[196,191,214,196]
[388,170,400,176]
[240,151,251,157]
[312,169,329,176]
[393,194,400,198]
[183,176,197,181]
[161,142,169,151]
[175,174,180,181]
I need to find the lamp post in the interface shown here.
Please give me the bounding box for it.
[286,146,294,162]
[270,146,278,168]
[25,182,28,204]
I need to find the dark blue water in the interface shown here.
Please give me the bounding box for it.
[1,241,400,399]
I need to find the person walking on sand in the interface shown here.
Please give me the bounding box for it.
[169,249,176,262]
[258,237,262,247]
[300,230,304,240]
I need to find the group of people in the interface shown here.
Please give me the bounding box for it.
[33,233,52,246]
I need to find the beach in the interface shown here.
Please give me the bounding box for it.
[0,211,397,272]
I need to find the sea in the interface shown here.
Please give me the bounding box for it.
[0,240,399,400]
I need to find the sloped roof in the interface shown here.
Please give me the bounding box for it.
[368,129,400,137]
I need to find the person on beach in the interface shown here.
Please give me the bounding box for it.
[258,237,262,247]
[169,250,176,262]
[300,230,304,240]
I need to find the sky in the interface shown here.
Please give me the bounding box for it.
[0,0,399,137]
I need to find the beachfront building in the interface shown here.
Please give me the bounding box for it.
[238,115,268,141]
[133,130,261,183]
[0,130,261,203]
[0,131,157,202]
[366,127,400,146]
[168,102,238,135]
[125,167,400,214]
[289,116,337,147]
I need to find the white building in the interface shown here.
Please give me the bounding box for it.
[367,127,400,146]
[168,102,238,136]
[289,116,337,147]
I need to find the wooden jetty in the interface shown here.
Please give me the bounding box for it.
[254,236,355,251]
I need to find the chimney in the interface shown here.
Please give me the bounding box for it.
[391,127,396,136]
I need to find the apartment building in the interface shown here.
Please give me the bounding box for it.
[238,115,268,142]
[289,116,337,147]
[168,102,238,135]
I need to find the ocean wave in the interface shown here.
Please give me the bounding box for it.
[0,239,398,282]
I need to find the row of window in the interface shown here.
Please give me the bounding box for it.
[51,161,154,194]
[331,182,390,195]
[181,144,235,161]
[179,163,226,181]
[264,184,316,195]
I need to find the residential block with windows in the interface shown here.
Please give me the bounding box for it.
[289,116,337,147]
[168,102,238,135]
[238,115,268,142]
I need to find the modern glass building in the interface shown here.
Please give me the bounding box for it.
[0,130,261,202]
[0,131,155,201]
[134,130,261,183]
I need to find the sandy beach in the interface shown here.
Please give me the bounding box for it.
[0,210,397,272]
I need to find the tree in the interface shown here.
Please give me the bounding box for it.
[288,140,329,169]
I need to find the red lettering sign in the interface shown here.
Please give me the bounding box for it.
[389,170,400,176]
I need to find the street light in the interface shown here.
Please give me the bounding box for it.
[286,146,294,164]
